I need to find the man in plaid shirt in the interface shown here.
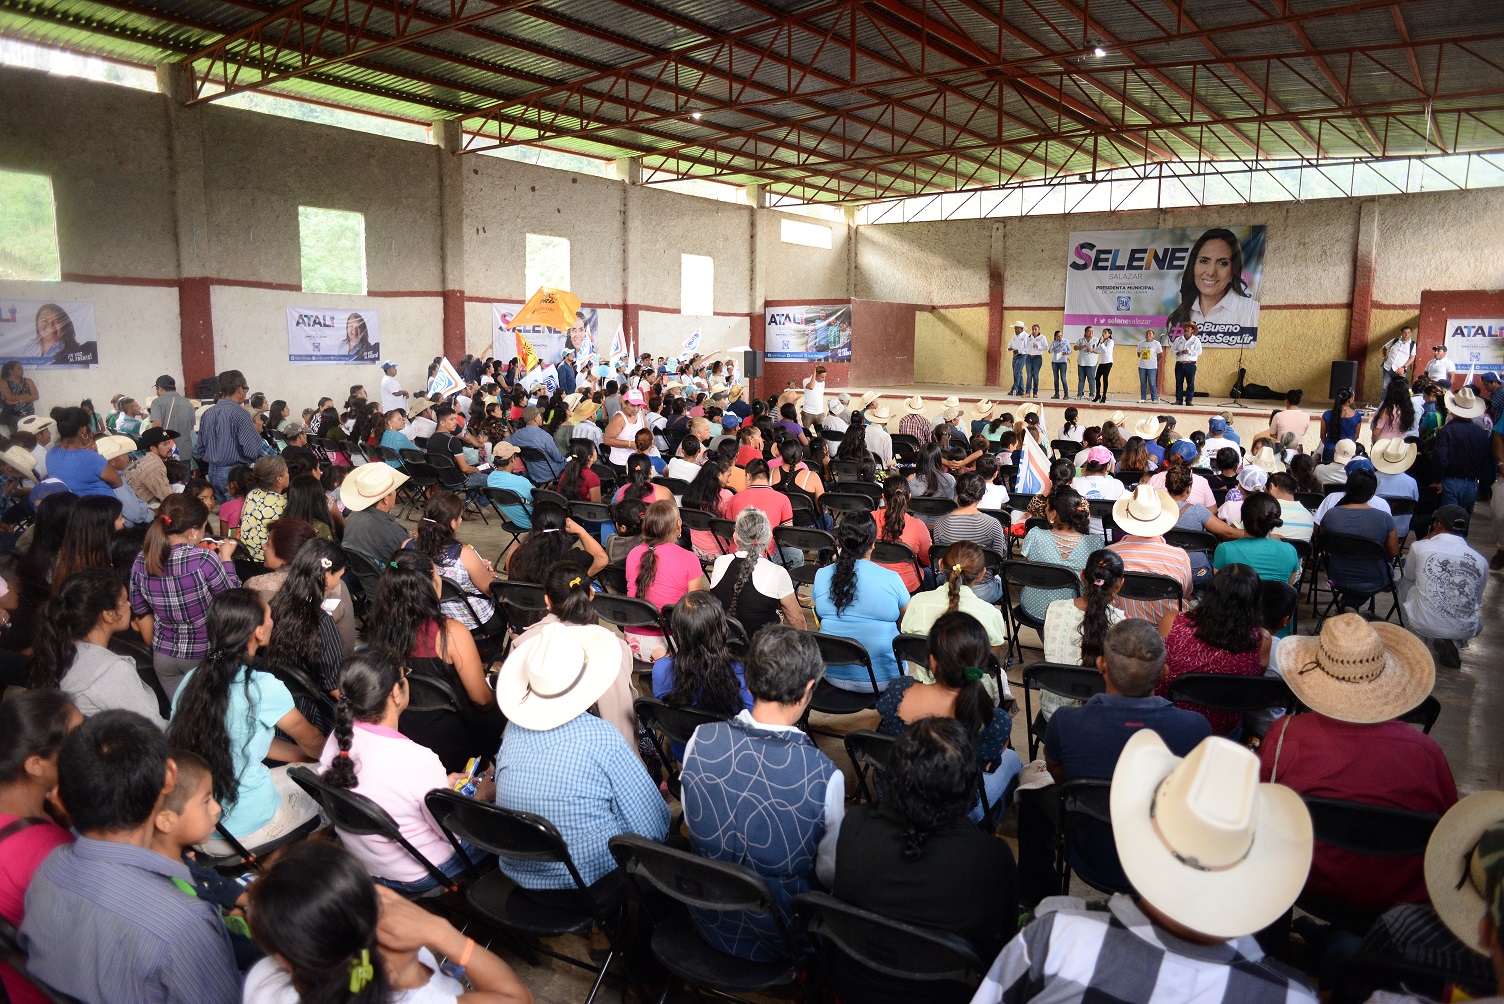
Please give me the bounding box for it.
[971,731,1317,1004]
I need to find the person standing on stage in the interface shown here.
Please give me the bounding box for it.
[1093,327,1116,403]
[1074,326,1100,401]
[1024,324,1047,398]
[1381,325,1418,395]
[1049,330,1071,401]
[1171,323,1204,406]
[1007,322,1027,396]
[1137,330,1164,403]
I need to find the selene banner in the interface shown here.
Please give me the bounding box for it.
[764,304,854,362]
[0,299,100,367]
[1444,318,1504,374]
[1063,226,1267,348]
[286,307,381,364]
[491,303,598,366]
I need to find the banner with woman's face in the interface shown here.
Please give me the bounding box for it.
[1064,226,1266,348]
[491,303,598,365]
[0,299,100,367]
[286,306,381,363]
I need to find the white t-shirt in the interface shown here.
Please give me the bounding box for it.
[1424,357,1457,383]
[1383,337,1417,374]
[800,377,826,416]
[1137,339,1163,369]
[380,374,406,412]
[406,416,437,442]
[709,551,796,600]
[1075,336,1099,366]
[1400,532,1488,642]
[979,482,1011,510]
[1202,435,1240,458]
[243,949,463,1004]
[1071,475,1126,536]
[1096,336,1115,364]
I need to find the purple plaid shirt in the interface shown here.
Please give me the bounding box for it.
[129,543,241,659]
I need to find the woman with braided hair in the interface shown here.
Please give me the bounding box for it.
[871,476,932,593]
[900,542,1010,702]
[708,506,805,638]
[812,511,909,692]
[317,648,492,894]
[1039,548,1126,722]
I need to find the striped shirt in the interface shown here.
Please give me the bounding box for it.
[1109,536,1192,624]
[972,894,1315,1004]
[198,397,264,467]
[932,511,1008,558]
[20,836,240,1004]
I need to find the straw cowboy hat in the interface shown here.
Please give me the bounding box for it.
[1447,386,1487,419]
[1370,438,1418,475]
[1108,410,1127,426]
[1111,485,1180,537]
[856,390,880,410]
[0,445,36,479]
[495,621,624,731]
[95,436,136,463]
[903,395,926,414]
[972,399,996,419]
[1248,445,1286,474]
[568,398,600,424]
[1424,791,1504,953]
[1331,439,1357,466]
[728,385,745,400]
[563,392,583,410]
[1017,402,1041,419]
[1133,417,1164,440]
[942,395,961,410]
[16,415,55,435]
[341,462,410,512]
[406,395,434,417]
[1276,612,1435,724]
[1112,730,1313,939]
[867,404,893,426]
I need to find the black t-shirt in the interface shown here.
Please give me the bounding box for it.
[709,556,781,640]
[426,430,463,459]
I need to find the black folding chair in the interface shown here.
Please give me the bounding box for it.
[843,729,898,803]
[592,564,629,595]
[1294,796,1441,933]
[794,891,986,999]
[427,453,489,523]
[1295,491,1324,512]
[653,476,691,497]
[439,577,506,660]
[821,492,875,516]
[827,481,884,503]
[772,525,835,598]
[289,767,463,896]
[394,461,438,520]
[342,547,387,611]
[569,500,613,525]
[0,917,85,1004]
[519,447,562,486]
[1118,570,1186,612]
[1315,532,1403,626]
[425,792,637,1002]
[891,633,929,674]
[592,594,672,672]
[787,494,821,528]
[1166,673,1296,716]
[679,506,729,555]
[1087,498,1117,536]
[909,496,956,519]
[1395,694,1441,734]
[1112,470,1147,491]
[531,487,569,509]
[484,487,533,558]
[1164,529,1219,554]
[820,428,845,443]
[1331,954,1495,1004]
[804,632,882,735]
[1055,778,1132,896]
[1050,439,1078,460]
[871,541,924,589]
[609,833,803,1000]
[1021,662,1105,760]
[1001,562,1081,663]
[829,459,864,481]
[633,696,731,797]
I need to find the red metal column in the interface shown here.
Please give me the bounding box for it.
[178,277,216,394]
[1348,200,1379,398]
[986,226,1004,386]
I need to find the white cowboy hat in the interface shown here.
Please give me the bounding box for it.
[1017,402,1040,418]
[563,392,583,409]
[341,462,410,512]
[1424,791,1504,953]
[16,415,56,434]
[495,622,624,731]
[1111,485,1180,537]
[1108,410,1127,426]
[941,407,962,423]
[1447,387,1487,419]
[1132,417,1164,440]
[903,395,925,414]
[942,396,961,409]
[1112,731,1313,939]
[1011,320,1026,330]
[856,391,880,410]
[972,400,996,419]
[1276,612,1434,724]
[1248,446,1286,474]
[1331,439,1357,466]
[95,435,136,463]
[867,404,893,426]
[1370,438,1418,475]
[0,445,36,478]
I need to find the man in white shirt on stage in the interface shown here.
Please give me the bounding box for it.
[1024,324,1048,397]
[1425,343,1458,389]
[1007,321,1028,396]
[1381,325,1417,394]
[1171,324,1204,406]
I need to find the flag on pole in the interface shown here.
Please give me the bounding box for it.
[610,323,627,361]
[1016,432,1053,496]
[514,328,541,375]
[682,329,701,354]
[428,357,463,399]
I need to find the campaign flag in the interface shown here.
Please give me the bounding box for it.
[428,357,463,399]
[515,328,541,375]
[1016,433,1053,496]
[683,329,701,354]
[610,323,627,361]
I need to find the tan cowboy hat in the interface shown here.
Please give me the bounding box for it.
[942,395,961,409]
[568,399,600,424]
[1108,410,1126,426]
[1112,731,1313,939]
[1111,485,1180,536]
[495,622,624,731]
[1370,438,1418,475]
[903,395,925,414]
[16,415,56,435]
[95,435,136,463]
[1248,446,1286,473]
[563,392,583,409]
[709,383,728,397]
[1276,612,1434,724]
[1133,416,1164,440]
[341,462,410,512]
[728,385,745,400]
[941,407,962,423]
[0,445,36,478]
[1017,402,1040,418]
[1447,386,1487,419]
[867,404,893,426]
[1424,791,1504,953]
[406,395,434,417]
[856,390,880,410]
[972,399,996,419]
[664,380,683,392]
[1331,439,1357,465]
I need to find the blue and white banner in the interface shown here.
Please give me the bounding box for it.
[428,357,463,399]
[0,299,99,368]
[286,306,381,364]
[1444,318,1504,374]
[764,304,853,362]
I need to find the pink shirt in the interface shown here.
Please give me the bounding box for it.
[626,542,703,631]
[218,496,246,531]
[316,723,454,883]
[0,815,73,1004]
[1147,468,1216,508]
[1109,535,1193,624]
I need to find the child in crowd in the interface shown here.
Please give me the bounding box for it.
[217,464,251,538]
[186,478,218,535]
[163,459,189,493]
[322,465,349,513]
[607,497,646,565]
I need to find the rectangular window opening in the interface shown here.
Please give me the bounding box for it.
[780,218,834,249]
[681,253,714,315]
[525,233,571,293]
[0,169,61,281]
[298,206,366,295]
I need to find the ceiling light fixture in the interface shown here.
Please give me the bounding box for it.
[1092,45,1107,58]
[691,111,703,119]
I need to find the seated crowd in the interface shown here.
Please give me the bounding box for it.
[0,354,1497,1004]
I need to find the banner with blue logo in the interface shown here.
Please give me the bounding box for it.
[1444,318,1504,374]
[285,306,381,364]
[1063,226,1266,349]
[764,304,853,362]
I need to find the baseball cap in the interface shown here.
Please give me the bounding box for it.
[30,479,71,503]
[521,406,540,424]
[1433,504,1470,533]
[624,389,645,406]
[1208,417,1227,433]
[1483,372,1501,385]
[1344,457,1376,475]
[1169,440,1199,463]
[721,413,739,429]
[154,374,176,390]
[493,442,520,462]
[382,360,397,370]
[1084,446,1113,467]
[138,428,180,451]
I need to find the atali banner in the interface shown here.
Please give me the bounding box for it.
[285,306,380,364]
[492,303,597,366]
[0,299,99,367]
[1064,226,1266,348]
[764,304,853,362]
[1444,318,1504,374]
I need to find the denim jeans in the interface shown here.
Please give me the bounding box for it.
[1025,356,1043,396]
[969,572,1004,604]
[1076,364,1097,399]
[208,464,235,503]
[1440,477,1480,513]
[375,840,486,895]
[1010,354,1026,393]
[777,545,807,569]
[1174,361,1197,404]
[1139,368,1157,401]
[968,749,1023,824]
[1051,361,1068,397]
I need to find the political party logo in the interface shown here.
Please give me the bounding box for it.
[1116,295,1132,311]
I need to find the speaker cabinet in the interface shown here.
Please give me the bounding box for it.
[1329,360,1358,399]
[742,350,763,379]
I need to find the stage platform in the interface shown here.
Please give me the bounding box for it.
[833,382,1330,451]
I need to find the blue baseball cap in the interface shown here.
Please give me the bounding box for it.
[1207,417,1227,433]
[1169,440,1199,463]
[1482,372,1501,384]
[721,413,739,429]
[1344,457,1376,474]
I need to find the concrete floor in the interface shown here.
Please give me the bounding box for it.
[437,497,1504,1002]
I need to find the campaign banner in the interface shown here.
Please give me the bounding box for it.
[286,307,380,364]
[764,304,853,362]
[0,299,99,368]
[1444,318,1504,374]
[1063,226,1266,348]
[492,303,597,365]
